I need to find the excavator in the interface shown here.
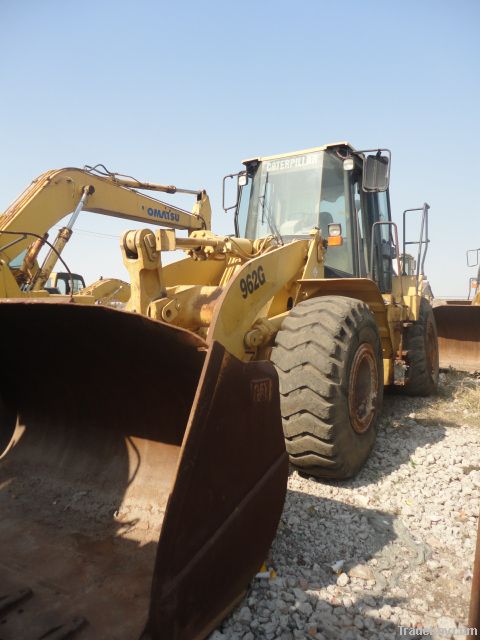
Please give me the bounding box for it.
[0,164,212,305]
[433,247,480,372]
[0,143,438,639]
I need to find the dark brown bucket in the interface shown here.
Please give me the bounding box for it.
[0,301,288,639]
[433,303,480,372]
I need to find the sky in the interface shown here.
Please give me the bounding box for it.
[0,0,479,297]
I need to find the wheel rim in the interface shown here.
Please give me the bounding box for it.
[348,343,378,434]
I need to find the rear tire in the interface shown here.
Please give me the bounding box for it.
[270,296,383,479]
[401,298,439,396]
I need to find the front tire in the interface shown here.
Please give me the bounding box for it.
[270,296,383,479]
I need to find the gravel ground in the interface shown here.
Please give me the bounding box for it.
[210,372,480,640]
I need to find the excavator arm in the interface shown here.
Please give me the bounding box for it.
[0,166,211,264]
[78,276,131,305]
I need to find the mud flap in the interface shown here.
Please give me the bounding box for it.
[433,304,480,372]
[0,301,288,640]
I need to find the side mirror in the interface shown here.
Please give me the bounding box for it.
[363,151,391,192]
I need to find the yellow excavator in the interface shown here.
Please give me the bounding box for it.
[0,164,211,304]
[0,144,438,639]
[433,247,480,372]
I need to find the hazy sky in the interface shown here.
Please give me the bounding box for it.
[1,0,479,296]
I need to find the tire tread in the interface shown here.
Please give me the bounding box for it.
[271,295,383,479]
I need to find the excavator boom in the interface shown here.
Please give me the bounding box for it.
[0,166,211,263]
[0,166,212,298]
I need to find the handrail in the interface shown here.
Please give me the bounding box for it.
[402,203,430,293]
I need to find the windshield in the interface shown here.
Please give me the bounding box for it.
[239,150,354,275]
[243,151,322,239]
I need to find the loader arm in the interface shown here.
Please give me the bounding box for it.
[0,167,211,264]
[207,240,310,359]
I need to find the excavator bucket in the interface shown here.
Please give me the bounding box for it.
[433,303,480,372]
[0,301,288,640]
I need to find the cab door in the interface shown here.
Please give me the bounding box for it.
[363,190,395,293]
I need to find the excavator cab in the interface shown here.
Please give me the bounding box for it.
[45,271,86,294]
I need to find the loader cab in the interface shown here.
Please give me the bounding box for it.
[234,145,394,293]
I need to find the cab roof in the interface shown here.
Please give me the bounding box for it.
[242,141,356,166]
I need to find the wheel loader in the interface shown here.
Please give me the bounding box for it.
[433,247,480,372]
[0,144,438,639]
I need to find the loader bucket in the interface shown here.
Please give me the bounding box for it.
[0,301,288,640]
[433,303,480,372]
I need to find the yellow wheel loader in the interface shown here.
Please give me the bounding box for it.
[0,144,438,639]
[220,147,438,479]
[433,247,480,372]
